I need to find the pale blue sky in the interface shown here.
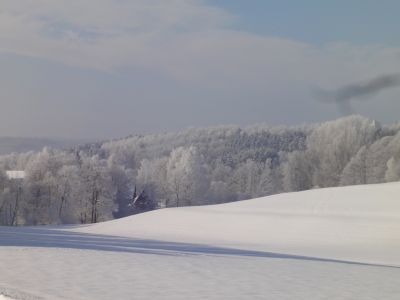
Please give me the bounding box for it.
[0,1,400,138]
[210,0,400,46]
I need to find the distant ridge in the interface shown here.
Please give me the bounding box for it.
[0,137,92,155]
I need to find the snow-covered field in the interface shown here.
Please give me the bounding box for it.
[1,182,400,299]
[0,295,15,300]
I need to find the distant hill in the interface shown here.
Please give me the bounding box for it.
[0,137,92,154]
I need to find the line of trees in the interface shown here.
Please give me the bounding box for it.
[1,115,400,225]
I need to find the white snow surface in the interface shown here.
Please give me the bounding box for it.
[1,182,400,299]
[0,296,16,300]
[73,182,400,266]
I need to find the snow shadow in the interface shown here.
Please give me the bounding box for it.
[0,226,396,269]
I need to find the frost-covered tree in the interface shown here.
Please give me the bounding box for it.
[365,136,394,184]
[385,154,400,182]
[282,151,313,192]
[307,116,380,187]
[107,160,134,219]
[1,115,400,225]
[256,159,278,197]
[166,146,208,207]
[54,165,82,223]
[340,146,368,186]
[78,156,114,223]
[136,157,169,207]
[0,170,18,225]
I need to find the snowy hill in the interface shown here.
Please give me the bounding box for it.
[74,182,400,266]
[1,183,400,299]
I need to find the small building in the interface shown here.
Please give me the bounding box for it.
[6,170,26,180]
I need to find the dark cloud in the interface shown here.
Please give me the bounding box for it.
[315,74,400,114]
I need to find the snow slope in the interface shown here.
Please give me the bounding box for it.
[1,182,400,299]
[74,182,400,266]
